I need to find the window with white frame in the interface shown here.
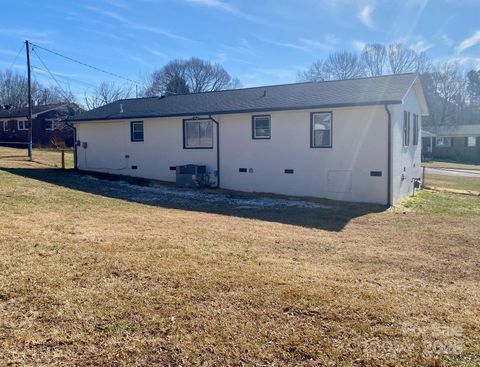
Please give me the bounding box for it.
[436,137,452,147]
[311,112,332,148]
[412,114,419,145]
[252,115,271,139]
[2,121,7,132]
[403,111,410,146]
[183,119,213,148]
[467,136,476,147]
[17,120,31,131]
[130,121,144,142]
[44,119,55,131]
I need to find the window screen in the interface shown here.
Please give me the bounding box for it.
[311,112,332,148]
[252,115,271,139]
[184,120,213,148]
[413,114,419,145]
[403,111,410,146]
[131,121,144,142]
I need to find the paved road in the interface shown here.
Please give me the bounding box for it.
[425,167,480,177]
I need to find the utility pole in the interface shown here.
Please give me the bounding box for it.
[26,40,33,160]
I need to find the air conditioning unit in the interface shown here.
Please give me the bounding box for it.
[175,164,208,188]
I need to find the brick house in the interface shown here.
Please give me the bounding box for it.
[0,103,80,147]
[422,124,480,163]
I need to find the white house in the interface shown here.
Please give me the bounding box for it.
[69,73,429,205]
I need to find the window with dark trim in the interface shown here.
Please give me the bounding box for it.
[44,119,55,131]
[467,136,476,147]
[403,111,410,146]
[130,121,144,142]
[252,115,271,139]
[17,120,31,131]
[435,137,452,147]
[311,112,332,148]
[183,119,213,149]
[412,113,419,146]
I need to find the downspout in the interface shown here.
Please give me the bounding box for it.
[384,104,392,206]
[65,121,77,170]
[209,115,220,188]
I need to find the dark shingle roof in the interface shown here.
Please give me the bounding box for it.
[70,73,418,122]
[0,103,66,119]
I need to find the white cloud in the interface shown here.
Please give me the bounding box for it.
[242,67,299,86]
[0,49,20,57]
[257,37,309,52]
[104,0,128,8]
[215,52,228,64]
[325,34,340,45]
[129,56,152,68]
[298,38,332,51]
[84,6,192,41]
[357,4,375,29]
[257,35,339,53]
[351,39,366,51]
[410,39,433,53]
[0,28,55,45]
[182,0,263,23]
[144,47,167,58]
[440,33,454,47]
[455,30,480,54]
[404,0,429,7]
[441,56,480,71]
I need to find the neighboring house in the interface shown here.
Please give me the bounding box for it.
[69,73,428,205]
[0,103,80,147]
[421,129,436,160]
[422,124,480,163]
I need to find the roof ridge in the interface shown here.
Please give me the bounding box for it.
[115,73,418,102]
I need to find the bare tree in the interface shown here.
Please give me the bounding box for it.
[0,69,42,108]
[361,44,387,77]
[467,70,480,104]
[0,69,77,107]
[165,74,190,95]
[298,60,326,82]
[84,81,132,110]
[388,43,430,74]
[322,51,365,80]
[143,58,241,96]
[430,62,467,124]
[299,52,364,82]
[37,86,76,105]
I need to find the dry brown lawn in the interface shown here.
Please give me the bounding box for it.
[424,174,480,193]
[0,147,479,366]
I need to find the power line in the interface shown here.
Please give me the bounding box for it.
[31,48,74,103]
[31,65,98,89]
[8,43,25,70]
[30,42,141,86]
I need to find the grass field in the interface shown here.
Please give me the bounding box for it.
[422,161,480,170]
[0,146,74,169]
[424,174,480,193]
[1,148,479,366]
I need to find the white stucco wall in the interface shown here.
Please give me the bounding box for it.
[75,105,390,204]
[391,87,423,204]
[75,117,217,182]
[218,106,388,204]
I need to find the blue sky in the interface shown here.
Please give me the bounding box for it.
[1,0,480,99]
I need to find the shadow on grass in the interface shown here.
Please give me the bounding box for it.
[1,167,387,232]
